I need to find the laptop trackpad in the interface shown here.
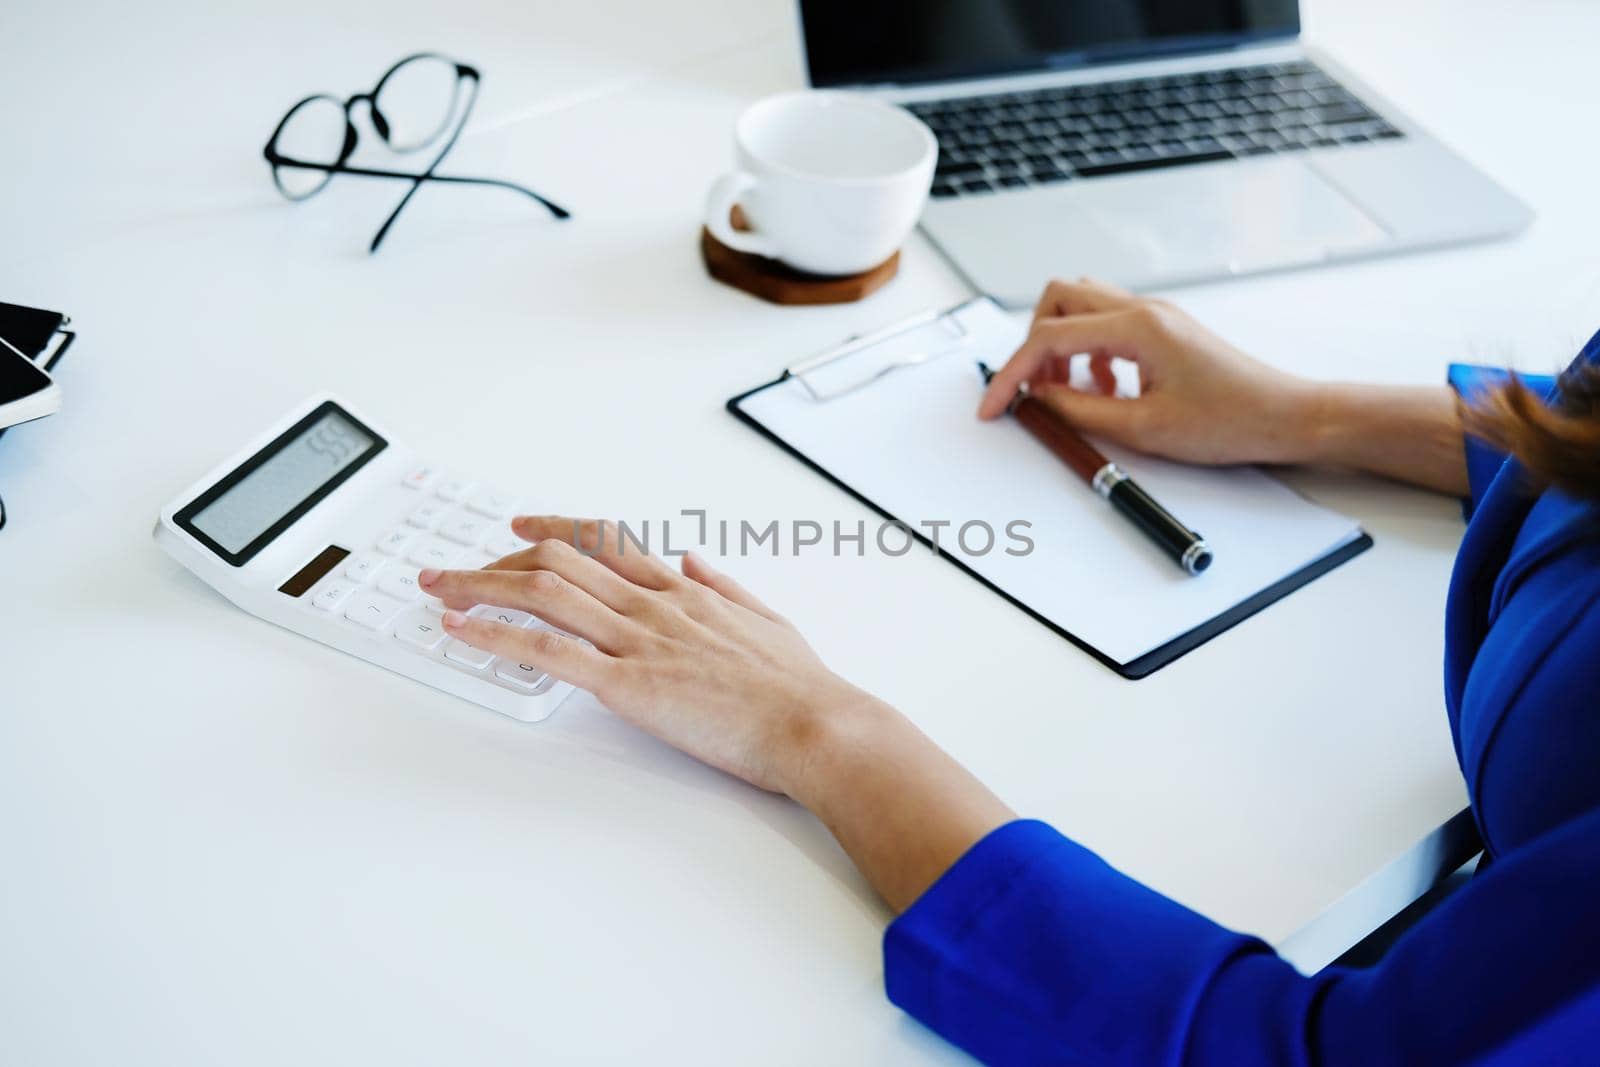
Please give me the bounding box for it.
[1079,157,1390,281]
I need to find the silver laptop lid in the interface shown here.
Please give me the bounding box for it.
[799,1,1302,88]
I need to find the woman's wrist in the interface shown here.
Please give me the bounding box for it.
[775,683,905,809]
[1279,380,1348,466]
[1257,377,1338,466]
[775,682,1015,912]
[1273,380,1415,467]
[1272,381,1469,494]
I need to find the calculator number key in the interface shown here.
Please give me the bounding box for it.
[344,590,408,630]
[393,610,448,651]
[496,659,550,692]
[443,638,495,670]
[469,604,532,628]
[379,565,425,601]
[406,536,461,569]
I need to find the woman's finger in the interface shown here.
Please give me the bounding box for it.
[440,611,618,695]
[1036,355,1073,386]
[1088,352,1118,397]
[512,515,679,590]
[1030,277,1139,326]
[487,536,653,615]
[419,566,635,653]
[681,551,787,625]
[979,310,1144,420]
[1031,382,1151,449]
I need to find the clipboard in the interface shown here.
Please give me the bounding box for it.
[726,297,1373,679]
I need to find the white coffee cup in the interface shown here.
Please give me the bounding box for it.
[704,91,937,277]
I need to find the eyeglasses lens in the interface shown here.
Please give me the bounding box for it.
[375,56,461,152]
[273,96,349,199]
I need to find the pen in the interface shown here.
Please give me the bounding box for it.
[978,361,1213,576]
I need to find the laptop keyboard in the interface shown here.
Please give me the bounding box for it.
[910,60,1403,200]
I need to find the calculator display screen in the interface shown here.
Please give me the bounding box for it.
[175,403,386,566]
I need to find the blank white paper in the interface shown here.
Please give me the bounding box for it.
[736,298,1365,666]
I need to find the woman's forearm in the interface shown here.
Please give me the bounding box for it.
[785,695,1015,913]
[1290,383,1470,496]
[778,384,1469,912]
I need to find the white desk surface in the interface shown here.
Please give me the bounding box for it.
[3,1,1597,1063]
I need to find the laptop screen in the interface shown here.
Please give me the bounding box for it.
[800,1,1301,87]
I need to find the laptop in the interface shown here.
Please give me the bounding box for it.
[796,1,1533,304]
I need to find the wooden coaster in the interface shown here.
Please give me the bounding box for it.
[700,208,899,306]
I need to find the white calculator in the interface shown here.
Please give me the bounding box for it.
[154,394,574,722]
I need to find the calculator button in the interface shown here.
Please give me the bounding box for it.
[402,465,439,491]
[436,478,474,502]
[470,604,533,628]
[495,659,550,692]
[376,528,416,556]
[467,491,516,520]
[439,515,490,547]
[406,536,461,569]
[406,502,448,529]
[421,596,447,616]
[344,552,387,583]
[344,589,407,631]
[393,610,448,651]
[311,581,356,611]
[485,531,527,558]
[444,638,495,670]
[379,565,424,601]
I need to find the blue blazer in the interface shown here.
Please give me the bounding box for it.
[884,337,1600,1065]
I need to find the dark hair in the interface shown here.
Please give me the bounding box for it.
[1463,362,1600,501]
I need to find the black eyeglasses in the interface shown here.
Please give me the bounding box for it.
[263,52,571,253]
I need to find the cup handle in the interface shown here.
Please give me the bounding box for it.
[704,171,779,258]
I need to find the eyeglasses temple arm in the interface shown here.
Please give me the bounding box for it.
[368,73,481,253]
[271,159,571,218]
[345,164,571,215]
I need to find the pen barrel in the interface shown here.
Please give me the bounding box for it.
[1106,477,1213,575]
[1013,395,1106,484]
[995,378,1211,575]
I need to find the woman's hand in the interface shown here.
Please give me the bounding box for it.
[978,277,1316,465]
[977,277,1470,494]
[419,517,1014,911]
[419,516,875,796]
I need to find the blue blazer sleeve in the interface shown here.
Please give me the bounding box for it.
[1447,363,1557,516]
[884,816,1600,1066]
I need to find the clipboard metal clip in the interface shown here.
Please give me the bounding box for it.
[785,307,971,402]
